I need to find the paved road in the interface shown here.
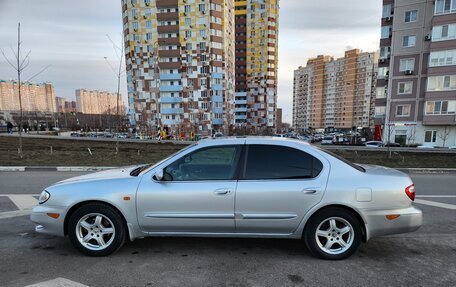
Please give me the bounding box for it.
[0,171,455,286]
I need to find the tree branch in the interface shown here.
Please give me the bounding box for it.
[0,48,19,71]
[27,65,51,82]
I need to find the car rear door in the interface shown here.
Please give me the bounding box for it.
[136,145,242,233]
[235,142,330,234]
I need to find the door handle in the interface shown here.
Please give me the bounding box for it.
[214,189,232,195]
[303,188,319,194]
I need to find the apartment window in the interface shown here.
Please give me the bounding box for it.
[132,22,139,30]
[185,31,192,38]
[146,20,151,29]
[405,10,417,23]
[376,87,386,99]
[186,43,192,50]
[200,30,207,37]
[146,33,153,40]
[432,24,456,41]
[435,0,456,15]
[426,101,456,115]
[185,18,191,26]
[398,82,413,94]
[382,4,392,18]
[378,67,389,79]
[399,58,415,72]
[427,75,456,91]
[396,105,411,117]
[199,42,206,50]
[429,49,456,66]
[375,106,386,116]
[381,26,392,39]
[184,5,191,13]
[402,35,416,47]
[199,4,206,12]
[424,131,437,143]
[379,46,391,59]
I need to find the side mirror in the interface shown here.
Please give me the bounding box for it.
[153,169,164,181]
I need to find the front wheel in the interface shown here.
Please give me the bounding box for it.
[68,203,126,256]
[304,208,362,260]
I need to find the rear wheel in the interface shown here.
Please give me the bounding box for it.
[68,203,126,256]
[304,208,362,260]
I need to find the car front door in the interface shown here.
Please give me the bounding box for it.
[235,143,329,234]
[136,145,241,233]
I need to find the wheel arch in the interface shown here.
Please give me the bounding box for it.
[64,200,128,237]
[302,204,367,242]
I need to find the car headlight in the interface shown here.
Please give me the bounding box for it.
[38,190,50,204]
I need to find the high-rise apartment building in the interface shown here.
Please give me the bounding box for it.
[0,80,56,113]
[234,0,279,132]
[293,50,377,133]
[122,0,235,136]
[56,97,67,113]
[76,89,124,115]
[377,0,456,147]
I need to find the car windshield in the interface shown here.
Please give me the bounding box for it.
[130,143,198,176]
[317,148,365,172]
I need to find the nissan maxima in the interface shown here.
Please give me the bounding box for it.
[31,137,422,260]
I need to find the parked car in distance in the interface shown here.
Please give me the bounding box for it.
[321,136,334,145]
[31,137,422,260]
[417,145,435,149]
[365,141,384,148]
[384,142,401,147]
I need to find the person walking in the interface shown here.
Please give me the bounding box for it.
[7,122,13,134]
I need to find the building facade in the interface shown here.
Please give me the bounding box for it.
[76,89,124,115]
[0,80,56,113]
[293,50,377,133]
[234,0,279,132]
[122,0,235,136]
[378,0,456,147]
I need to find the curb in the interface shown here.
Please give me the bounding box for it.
[1,166,456,173]
[397,168,456,174]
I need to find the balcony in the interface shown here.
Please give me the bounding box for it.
[159,85,183,92]
[211,84,223,91]
[160,97,183,103]
[160,73,182,80]
[235,107,247,112]
[236,100,247,105]
[161,108,183,114]
[212,118,224,125]
[236,115,247,120]
[211,72,223,79]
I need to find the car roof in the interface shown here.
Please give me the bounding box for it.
[198,136,311,146]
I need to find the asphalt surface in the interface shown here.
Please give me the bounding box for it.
[0,171,455,286]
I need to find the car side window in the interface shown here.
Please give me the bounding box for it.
[164,145,240,181]
[243,145,323,180]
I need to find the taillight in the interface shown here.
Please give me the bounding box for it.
[405,184,415,201]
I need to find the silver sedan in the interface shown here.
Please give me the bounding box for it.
[31,137,422,260]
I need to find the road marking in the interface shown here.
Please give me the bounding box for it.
[415,199,456,210]
[0,209,31,220]
[416,195,456,198]
[8,194,37,210]
[25,277,89,287]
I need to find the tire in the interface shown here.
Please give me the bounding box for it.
[68,203,126,256]
[304,207,362,260]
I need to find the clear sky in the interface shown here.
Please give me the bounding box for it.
[0,0,381,123]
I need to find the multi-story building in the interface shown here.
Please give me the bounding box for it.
[76,89,124,115]
[234,0,279,133]
[379,0,456,147]
[0,80,56,113]
[293,49,377,133]
[122,0,235,136]
[55,97,67,113]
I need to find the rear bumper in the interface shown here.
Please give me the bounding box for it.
[363,206,422,241]
[30,205,66,237]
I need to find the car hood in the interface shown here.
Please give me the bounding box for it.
[52,165,144,185]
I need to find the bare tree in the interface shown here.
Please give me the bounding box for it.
[438,126,451,148]
[1,23,50,158]
[104,34,125,154]
[406,125,417,147]
[385,123,395,159]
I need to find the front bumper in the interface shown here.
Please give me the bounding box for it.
[363,206,422,241]
[30,204,67,237]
